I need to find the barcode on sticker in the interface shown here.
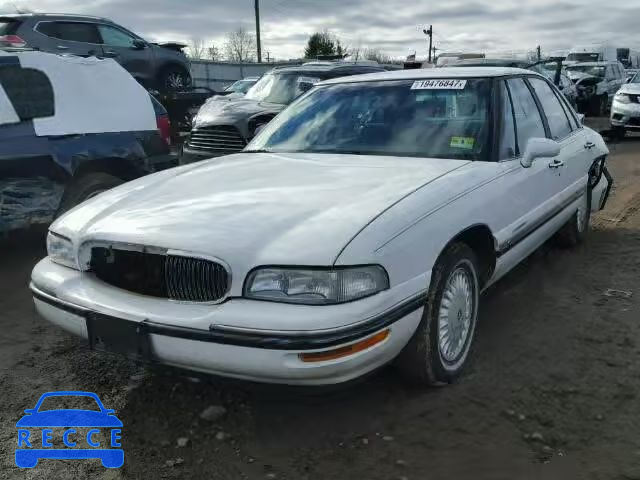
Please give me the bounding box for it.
[411,79,467,90]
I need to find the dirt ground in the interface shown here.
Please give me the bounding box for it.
[1,132,639,480]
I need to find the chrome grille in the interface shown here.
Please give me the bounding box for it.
[89,247,230,303]
[165,255,229,302]
[187,125,246,156]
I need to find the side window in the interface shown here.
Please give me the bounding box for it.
[98,25,136,48]
[528,78,572,140]
[47,22,100,43]
[0,66,54,120]
[506,78,546,153]
[36,22,58,38]
[498,81,516,159]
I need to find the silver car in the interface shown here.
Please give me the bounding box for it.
[611,72,640,136]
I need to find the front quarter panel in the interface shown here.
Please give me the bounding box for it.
[335,161,506,290]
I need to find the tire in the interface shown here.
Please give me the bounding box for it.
[157,66,191,92]
[56,172,123,217]
[555,186,591,248]
[396,243,480,386]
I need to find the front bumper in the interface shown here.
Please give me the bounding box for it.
[610,100,640,129]
[31,260,426,385]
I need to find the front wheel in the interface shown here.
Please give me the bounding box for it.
[158,66,191,91]
[396,243,480,386]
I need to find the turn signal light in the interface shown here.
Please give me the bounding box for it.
[299,329,390,363]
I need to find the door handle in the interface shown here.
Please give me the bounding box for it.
[56,45,68,50]
[103,50,118,58]
[548,159,565,169]
[584,142,596,150]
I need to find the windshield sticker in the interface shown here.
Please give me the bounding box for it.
[450,136,475,150]
[411,79,467,90]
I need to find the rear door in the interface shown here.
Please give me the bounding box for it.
[528,76,587,205]
[96,23,153,84]
[34,20,101,57]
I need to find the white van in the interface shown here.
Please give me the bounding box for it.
[566,44,618,65]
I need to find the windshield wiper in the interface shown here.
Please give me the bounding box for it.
[243,149,273,153]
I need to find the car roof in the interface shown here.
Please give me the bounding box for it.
[0,13,110,22]
[319,67,541,85]
[273,62,384,75]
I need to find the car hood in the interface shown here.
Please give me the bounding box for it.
[567,71,602,85]
[16,410,123,427]
[53,153,470,270]
[193,97,284,127]
[618,83,640,95]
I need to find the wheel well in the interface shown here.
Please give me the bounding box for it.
[158,62,190,78]
[447,225,497,287]
[72,158,139,183]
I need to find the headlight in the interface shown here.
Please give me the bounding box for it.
[615,93,631,104]
[46,232,77,269]
[244,266,389,305]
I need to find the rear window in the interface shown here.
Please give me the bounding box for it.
[0,66,54,120]
[0,19,20,35]
[36,21,100,44]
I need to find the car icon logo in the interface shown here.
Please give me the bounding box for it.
[15,391,123,468]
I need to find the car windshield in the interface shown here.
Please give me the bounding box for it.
[566,65,606,78]
[630,73,640,84]
[566,53,600,62]
[244,72,322,105]
[226,79,256,94]
[247,78,492,161]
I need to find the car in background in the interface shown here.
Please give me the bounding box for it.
[221,77,260,96]
[180,61,385,164]
[566,61,626,115]
[0,49,175,233]
[610,71,640,137]
[0,13,191,91]
[32,68,611,387]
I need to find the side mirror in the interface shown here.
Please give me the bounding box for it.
[132,39,146,50]
[521,138,561,168]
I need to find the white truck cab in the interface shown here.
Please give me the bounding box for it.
[566,44,618,65]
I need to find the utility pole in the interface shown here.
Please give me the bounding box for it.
[423,25,433,63]
[254,0,262,62]
[266,51,270,62]
[536,45,541,61]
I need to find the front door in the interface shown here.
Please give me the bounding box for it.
[95,24,153,87]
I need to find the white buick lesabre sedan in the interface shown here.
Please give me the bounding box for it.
[31,68,613,386]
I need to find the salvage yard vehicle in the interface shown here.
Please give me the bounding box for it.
[180,61,385,164]
[566,61,626,115]
[222,77,260,96]
[31,67,612,386]
[0,49,175,233]
[610,72,640,137]
[0,13,191,91]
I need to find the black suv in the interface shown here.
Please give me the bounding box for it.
[181,61,385,164]
[0,13,191,91]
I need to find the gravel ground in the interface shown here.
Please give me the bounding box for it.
[1,132,639,480]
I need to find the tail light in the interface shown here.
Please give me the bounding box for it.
[156,114,172,147]
[0,35,27,48]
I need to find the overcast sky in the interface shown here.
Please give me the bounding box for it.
[2,0,637,60]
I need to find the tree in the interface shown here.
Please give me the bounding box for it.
[304,31,337,58]
[188,38,207,59]
[364,47,391,64]
[225,26,256,63]
[207,44,222,61]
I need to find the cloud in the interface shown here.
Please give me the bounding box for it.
[1,0,635,60]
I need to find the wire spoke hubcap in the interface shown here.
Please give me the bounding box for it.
[438,266,475,364]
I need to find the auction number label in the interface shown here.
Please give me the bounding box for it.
[411,79,467,90]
